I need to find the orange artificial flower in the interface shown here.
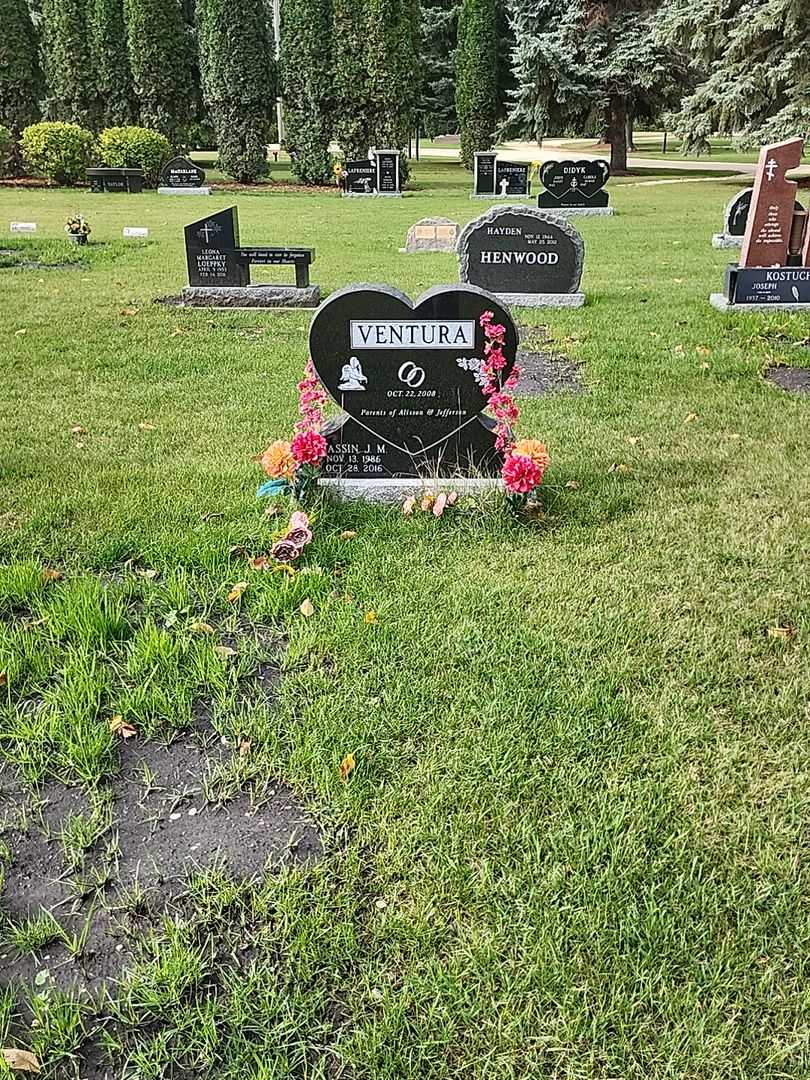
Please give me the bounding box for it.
[512,439,550,471]
[260,440,295,480]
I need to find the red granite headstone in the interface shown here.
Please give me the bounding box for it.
[739,138,804,267]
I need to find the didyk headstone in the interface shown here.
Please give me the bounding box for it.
[536,159,613,215]
[309,283,518,499]
[401,217,459,253]
[711,138,810,311]
[182,206,319,307]
[158,156,210,195]
[457,205,585,308]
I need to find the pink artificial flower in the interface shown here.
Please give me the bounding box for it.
[502,453,543,495]
[286,526,313,547]
[289,510,310,530]
[271,538,303,563]
[479,310,494,327]
[291,430,328,465]
[487,323,506,343]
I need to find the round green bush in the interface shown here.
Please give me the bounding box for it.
[96,126,173,187]
[20,121,95,185]
[0,126,13,176]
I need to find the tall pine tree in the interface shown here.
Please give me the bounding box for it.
[196,0,273,181]
[455,0,497,168]
[659,0,810,151]
[0,0,42,133]
[420,0,458,138]
[124,0,194,142]
[41,0,97,125]
[281,0,333,183]
[90,0,136,127]
[332,0,372,159]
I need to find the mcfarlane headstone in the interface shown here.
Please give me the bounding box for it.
[457,205,585,308]
[309,283,518,500]
[182,205,319,307]
[537,159,613,215]
[473,152,497,196]
[401,217,459,253]
[711,138,810,311]
[158,156,210,195]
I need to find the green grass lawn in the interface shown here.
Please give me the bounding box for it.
[1,159,810,1079]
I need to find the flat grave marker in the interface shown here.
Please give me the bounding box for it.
[123,226,149,238]
[10,222,36,233]
[401,217,460,253]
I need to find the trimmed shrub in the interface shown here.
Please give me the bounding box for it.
[97,125,172,186]
[21,121,94,184]
[0,125,13,175]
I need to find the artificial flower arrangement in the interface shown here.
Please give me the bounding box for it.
[267,509,313,564]
[255,313,550,530]
[65,214,91,243]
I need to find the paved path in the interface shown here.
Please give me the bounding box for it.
[421,137,810,179]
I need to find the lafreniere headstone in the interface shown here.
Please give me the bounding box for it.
[472,152,531,199]
[158,156,210,195]
[536,159,613,215]
[341,150,402,196]
[309,283,518,499]
[711,138,810,311]
[401,217,459,253]
[182,206,319,307]
[457,205,585,308]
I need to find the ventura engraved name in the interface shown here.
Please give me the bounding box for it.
[349,320,475,349]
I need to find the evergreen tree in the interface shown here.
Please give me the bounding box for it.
[365,0,420,154]
[196,0,273,181]
[41,0,97,126]
[281,0,333,183]
[659,0,810,151]
[332,0,372,159]
[124,0,195,142]
[420,0,457,138]
[0,0,42,133]
[90,0,136,127]
[505,0,688,172]
[455,0,497,168]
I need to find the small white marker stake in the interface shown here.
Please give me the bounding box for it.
[123,226,149,238]
[10,222,36,233]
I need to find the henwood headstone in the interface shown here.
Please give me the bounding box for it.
[401,217,459,253]
[537,159,613,215]
[158,156,210,195]
[182,206,319,307]
[309,283,518,500]
[457,205,585,308]
[711,138,810,311]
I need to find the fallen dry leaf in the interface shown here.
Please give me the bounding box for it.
[339,530,357,541]
[339,752,356,781]
[420,494,433,512]
[696,345,711,357]
[190,621,214,635]
[364,610,378,624]
[70,425,87,436]
[119,307,139,317]
[767,624,796,641]
[249,555,271,571]
[136,568,158,580]
[263,504,281,517]
[402,496,416,515]
[239,738,252,757]
[110,715,137,739]
[627,436,641,446]
[138,421,156,431]
[684,412,698,423]
[609,463,630,475]
[299,598,315,617]
[2,1048,40,1073]
[41,568,63,583]
[214,645,237,657]
[565,479,580,490]
[0,672,7,687]
[226,581,248,603]
[14,328,27,337]
[674,344,685,355]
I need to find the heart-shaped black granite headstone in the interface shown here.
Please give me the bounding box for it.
[539,159,609,202]
[309,284,517,456]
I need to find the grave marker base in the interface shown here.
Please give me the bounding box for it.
[318,476,501,503]
[710,263,810,311]
[181,284,320,308]
[711,233,743,249]
[493,291,586,309]
[541,206,614,217]
[342,191,403,198]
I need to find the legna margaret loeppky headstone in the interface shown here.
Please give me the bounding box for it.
[457,205,585,308]
[309,284,518,498]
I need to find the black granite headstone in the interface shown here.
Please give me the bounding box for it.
[161,156,206,188]
[537,159,609,208]
[88,168,144,194]
[724,264,810,304]
[474,153,497,195]
[726,189,752,237]
[457,206,584,302]
[309,284,518,479]
[184,207,247,287]
[376,151,400,193]
[495,161,530,197]
[344,159,377,194]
